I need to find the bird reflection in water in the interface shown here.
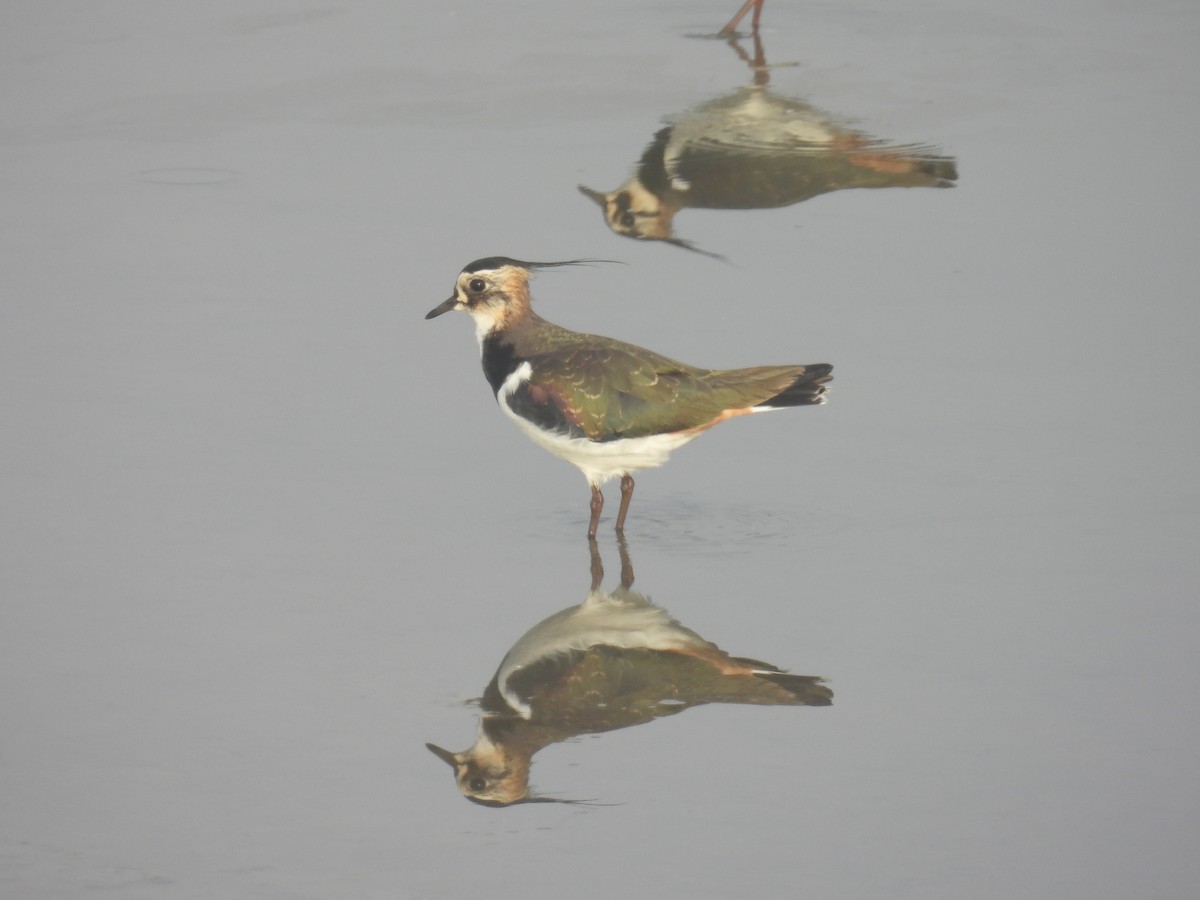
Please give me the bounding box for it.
[426,539,831,806]
[579,30,958,257]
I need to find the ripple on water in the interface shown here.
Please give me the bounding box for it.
[522,493,844,555]
[134,168,239,185]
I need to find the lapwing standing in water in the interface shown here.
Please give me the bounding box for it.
[426,538,832,806]
[425,258,832,537]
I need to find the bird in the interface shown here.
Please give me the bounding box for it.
[579,31,958,257]
[426,538,832,806]
[718,0,765,37]
[425,257,832,538]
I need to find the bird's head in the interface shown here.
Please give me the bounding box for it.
[425,738,533,807]
[578,185,723,259]
[425,737,608,808]
[426,257,616,338]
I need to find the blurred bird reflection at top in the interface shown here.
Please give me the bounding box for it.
[579,31,958,258]
[426,539,831,806]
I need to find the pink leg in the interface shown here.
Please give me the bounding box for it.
[615,474,635,533]
[588,485,604,539]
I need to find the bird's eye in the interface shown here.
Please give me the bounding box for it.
[468,278,486,293]
[619,213,635,229]
[468,777,487,792]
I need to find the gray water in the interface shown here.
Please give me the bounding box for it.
[3,1,1199,898]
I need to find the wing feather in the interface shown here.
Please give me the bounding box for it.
[503,319,811,441]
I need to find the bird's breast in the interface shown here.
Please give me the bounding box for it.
[480,334,525,396]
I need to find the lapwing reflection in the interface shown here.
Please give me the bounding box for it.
[579,31,958,257]
[426,539,831,806]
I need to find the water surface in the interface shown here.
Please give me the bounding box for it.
[3,1,1198,898]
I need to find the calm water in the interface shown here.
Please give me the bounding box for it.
[3,1,1199,898]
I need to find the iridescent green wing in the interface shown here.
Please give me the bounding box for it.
[522,337,729,441]
[509,321,808,440]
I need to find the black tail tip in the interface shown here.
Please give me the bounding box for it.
[766,364,833,408]
[758,672,834,706]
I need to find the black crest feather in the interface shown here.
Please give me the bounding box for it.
[461,257,621,273]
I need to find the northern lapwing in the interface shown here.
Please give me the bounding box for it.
[425,257,832,538]
[579,31,958,257]
[426,539,832,806]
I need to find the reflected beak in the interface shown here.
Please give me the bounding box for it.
[662,236,726,262]
[425,296,459,319]
[425,742,460,767]
[577,185,608,208]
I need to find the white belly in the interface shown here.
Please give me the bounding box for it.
[497,362,699,486]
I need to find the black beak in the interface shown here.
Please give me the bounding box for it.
[661,237,727,261]
[425,742,459,767]
[425,296,458,319]
[578,185,608,208]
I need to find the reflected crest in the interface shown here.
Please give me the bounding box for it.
[426,539,832,806]
[579,31,958,257]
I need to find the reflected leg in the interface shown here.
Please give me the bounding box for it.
[616,533,634,589]
[718,0,764,37]
[588,537,603,590]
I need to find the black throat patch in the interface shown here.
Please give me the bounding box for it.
[480,334,521,396]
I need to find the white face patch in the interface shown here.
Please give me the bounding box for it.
[472,309,505,345]
[456,267,532,344]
